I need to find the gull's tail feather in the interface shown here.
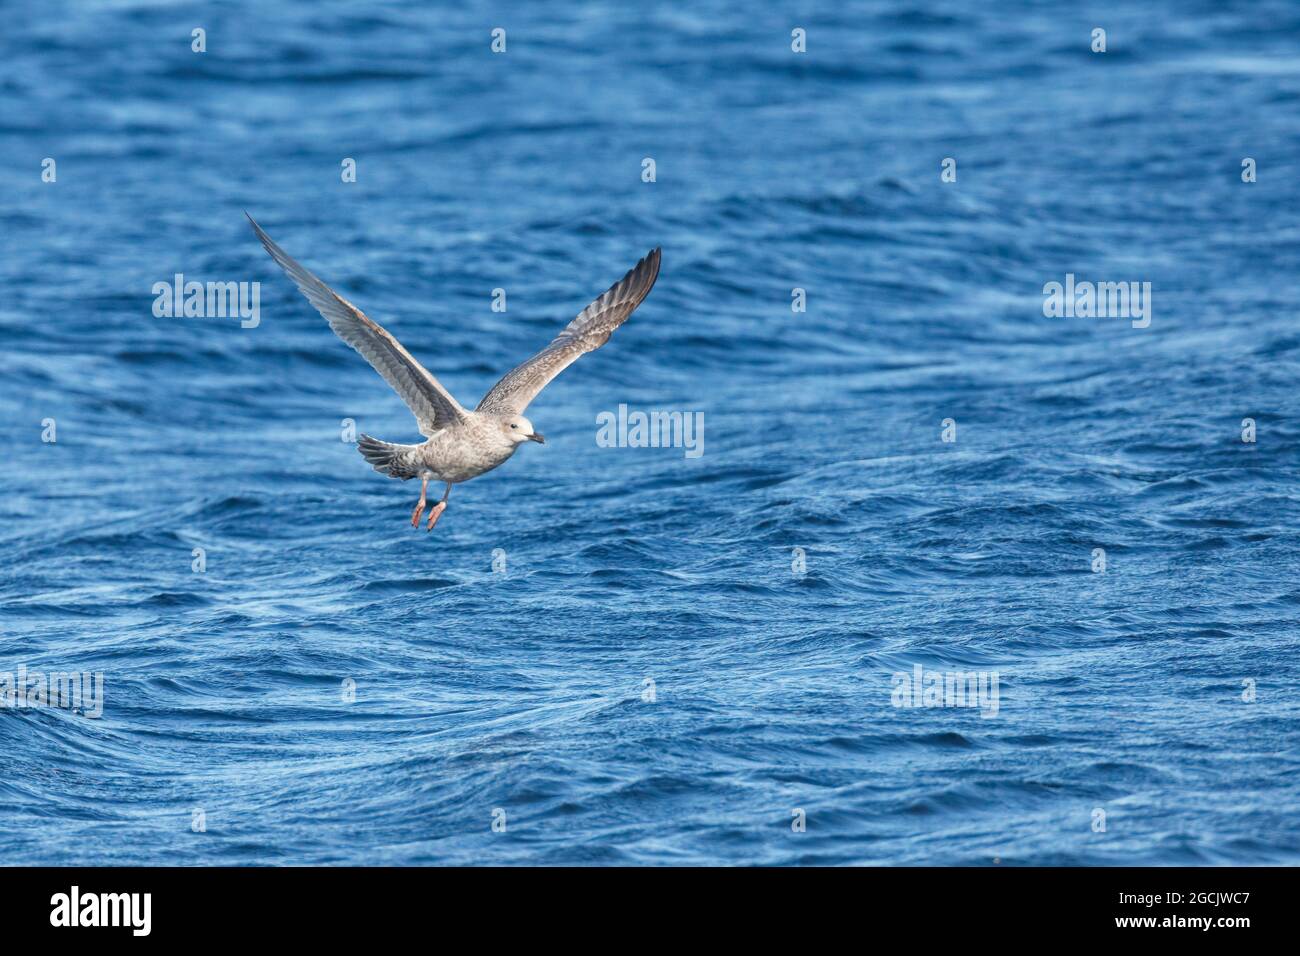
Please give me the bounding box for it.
[357,434,419,480]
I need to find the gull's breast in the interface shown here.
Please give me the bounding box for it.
[419,423,515,484]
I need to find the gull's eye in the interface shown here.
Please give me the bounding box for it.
[510,423,517,429]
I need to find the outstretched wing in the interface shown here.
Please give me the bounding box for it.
[247,214,468,436]
[476,248,661,416]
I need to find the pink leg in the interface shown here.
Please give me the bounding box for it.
[426,483,452,532]
[410,477,429,528]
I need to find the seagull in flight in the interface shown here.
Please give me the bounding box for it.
[248,215,660,531]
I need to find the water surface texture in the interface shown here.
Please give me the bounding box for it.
[2,1,1299,865]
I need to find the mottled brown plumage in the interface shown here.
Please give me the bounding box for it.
[248,214,660,531]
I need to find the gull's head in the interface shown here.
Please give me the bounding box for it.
[501,415,544,446]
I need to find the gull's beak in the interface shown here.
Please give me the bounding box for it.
[527,432,545,444]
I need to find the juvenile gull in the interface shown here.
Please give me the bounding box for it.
[248,214,661,531]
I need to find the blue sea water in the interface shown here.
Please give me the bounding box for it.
[2,0,1299,866]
